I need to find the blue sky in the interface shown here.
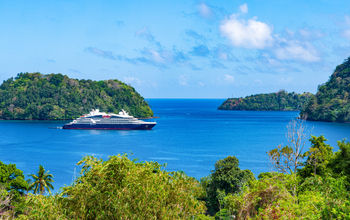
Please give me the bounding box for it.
[0,0,350,98]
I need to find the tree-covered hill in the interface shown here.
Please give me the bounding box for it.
[0,73,153,120]
[300,57,350,122]
[218,90,313,111]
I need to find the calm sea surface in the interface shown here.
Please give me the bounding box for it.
[1,99,350,192]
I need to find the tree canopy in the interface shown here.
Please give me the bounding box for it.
[29,165,54,195]
[300,57,350,122]
[219,90,312,111]
[201,156,254,215]
[0,161,29,217]
[20,155,206,219]
[0,161,28,200]
[217,139,350,219]
[0,72,153,120]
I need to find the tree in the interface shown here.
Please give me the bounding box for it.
[0,72,153,120]
[328,140,350,187]
[301,136,333,176]
[0,187,15,219]
[300,56,350,122]
[224,171,350,219]
[29,165,54,195]
[0,161,28,200]
[218,91,312,111]
[268,119,309,174]
[0,161,29,217]
[58,155,205,219]
[223,173,296,219]
[202,156,254,215]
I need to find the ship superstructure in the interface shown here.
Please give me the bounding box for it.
[63,109,156,130]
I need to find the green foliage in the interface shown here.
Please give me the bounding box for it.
[299,136,333,177]
[298,174,350,219]
[4,137,350,219]
[214,209,232,220]
[29,165,54,195]
[21,155,206,219]
[219,90,312,111]
[0,72,153,119]
[300,57,350,122]
[201,156,254,216]
[222,171,350,219]
[223,173,297,219]
[0,161,28,201]
[0,187,15,219]
[257,172,279,180]
[216,137,350,219]
[328,140,350,188]
[18,195,66,220]
[0,161,29,217]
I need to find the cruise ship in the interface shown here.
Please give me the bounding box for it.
[62,109,156,130]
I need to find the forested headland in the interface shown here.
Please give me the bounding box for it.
[0,73,153,120]
[300,57,350,122]
[220,56,350,123]
[1,121,350,219]
[218,90,312,111]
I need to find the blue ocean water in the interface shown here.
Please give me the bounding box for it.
[0,99,349,192]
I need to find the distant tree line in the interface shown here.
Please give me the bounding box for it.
[219,90,313,111]
[220,56,350,123]
[0,72,153,120]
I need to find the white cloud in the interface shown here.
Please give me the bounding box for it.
[345,15,350,24]
[220,15,273,49]
[123,76,141,85]
[239,3,248,14]
[179,74,188,86]
[219,52,228,60]
[141,48,175,64]
[198,81,205,87]
[150,50,165,63]
[224,74,235,84]
[198,3,212,18]
[274,41,320,62]
[262,54,281,66]
[343,30,350,39]
[219,5,321,63]
[297,29,323,40]
[135,27,156,43]
[299,29,311,38]
[342,15,350,39]
[279,77,293,84]
[254,79,263,85]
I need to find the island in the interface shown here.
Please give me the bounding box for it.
[300,57,350,122]
[218,90,312,111]
[0,72,153,120]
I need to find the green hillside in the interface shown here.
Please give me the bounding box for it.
[300,58,350,122]
[219,90,312,111]
[0,73,153,120]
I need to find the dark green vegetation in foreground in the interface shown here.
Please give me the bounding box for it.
[0,134,349,219]
[300,57,350,122]
[0,72,153,120]
[218,90,312,111]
